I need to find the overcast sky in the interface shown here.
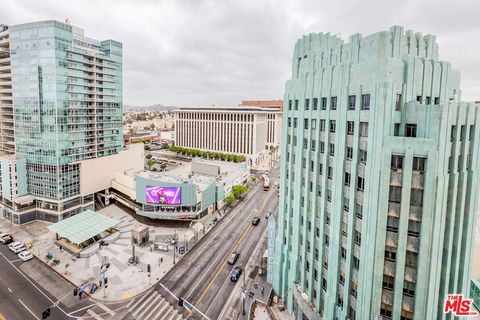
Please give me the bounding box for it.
[1,0,479,106]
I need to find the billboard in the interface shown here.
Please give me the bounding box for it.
[146,186,181,205]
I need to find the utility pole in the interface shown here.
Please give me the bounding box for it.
[173,245,176,265]
[242,267,246,315]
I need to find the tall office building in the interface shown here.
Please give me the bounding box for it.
[0,20,125,223]
[273,26,480,320]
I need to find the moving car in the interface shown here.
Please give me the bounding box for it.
[230,266,242,282]
[228,252,239,265]
[18,250,33,261]
[265,212,272,219]
[8,242,25,254]
[0,235,13,244]
[252,217,260,225]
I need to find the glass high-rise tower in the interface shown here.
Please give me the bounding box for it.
[0,20,123,223]
[273,26,479,320]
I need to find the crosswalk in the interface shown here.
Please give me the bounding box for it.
[80,290,185,320]
[126,290,185,320]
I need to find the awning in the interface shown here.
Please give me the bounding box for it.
[47,210,120,245]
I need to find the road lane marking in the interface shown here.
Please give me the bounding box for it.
[86,309,104,320]
[188,184,273,318]
[18,299,40,320]
[96,302,115,316]
[7,287,12,293]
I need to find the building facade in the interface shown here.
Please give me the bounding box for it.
[0,20,125,223]
[273,26,480,320]
[174,104,282,166]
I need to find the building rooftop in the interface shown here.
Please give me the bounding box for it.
[176,105,281,113]
[138,158,248,191]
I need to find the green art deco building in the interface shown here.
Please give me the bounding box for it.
[273,26,479,320]
[0,20,123,223]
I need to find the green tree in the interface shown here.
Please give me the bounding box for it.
[232,185,248,198]
[144,144,151,151]
[146,158,156,170]
[160,163,167,171]
[250,176,256,183]
[225,194,236,206]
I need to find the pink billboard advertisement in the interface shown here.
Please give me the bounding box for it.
[146,186,181,205]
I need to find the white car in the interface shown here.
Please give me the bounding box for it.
[18,250,33,261]
[8,241,25,254]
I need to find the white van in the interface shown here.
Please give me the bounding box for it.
[8,242,25,254]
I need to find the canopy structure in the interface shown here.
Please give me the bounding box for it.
[48,210,120,245]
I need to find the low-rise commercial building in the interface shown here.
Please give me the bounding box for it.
[105,158,249,220]
[174,102,282,166]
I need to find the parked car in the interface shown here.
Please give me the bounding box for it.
[18,250,33,261]
[252,217,260,225]
[228,252,239,265]
[0,232,9,238]
[8,242,25,254]
[230,266,242,282]
[265,212,272,219]
[1,235,13,244]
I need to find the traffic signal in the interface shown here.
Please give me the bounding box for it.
[42,308,50,319]
[178,298,184,307]
[73,288,78,296]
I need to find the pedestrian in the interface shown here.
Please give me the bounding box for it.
[79,291,83,300]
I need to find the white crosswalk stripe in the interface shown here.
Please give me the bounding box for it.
[127,290,186,320]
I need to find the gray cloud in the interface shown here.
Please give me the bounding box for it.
[1,0,478,105]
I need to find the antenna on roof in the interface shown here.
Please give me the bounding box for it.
[65,18,70,25]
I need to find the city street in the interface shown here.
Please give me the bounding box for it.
[159,167,279,319]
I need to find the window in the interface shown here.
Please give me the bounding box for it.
[345,172,351,186]
[337,294,343,307]
[327,189,332,202]
[391,155,404,171]
[304,119,309,129]
[329,143,335,156]
[326,212,330,224]
[328,167,333,179]
[339,273,345,285]
[311,119,317,130]
[287,118,292,127]
[303,138,308,149]
[357,176,365,191]
[288,100,292,110]
[360,122,368,137]
[353,256,360,270]
[331,97,337,110]
[380,303,393,318]
[356,205,363,219]
[405,124,417,137]
[347,121,354,135]
[324,234,329,246]
[313,98,318,110]
[361,94,370,110]
[407,220,421,237]
[323,255,328,269]
[319,162,323,174]
[406,251,418,267]
[346,147,353,160]
[322,277,327,291]
[389,186,402,203]
[321,97,327,110]
[385,246,397,262]
[416,96,422,103]
[305,99,310,110]
[403,280,416,297]
[341,247,347,259]
[383,275,395,290]
[315,248,319,260]
[434,97,440,105]
[344,197,349,212]
[314,268,318,280]
[410,189,423,207]
[320,119,325,131]
[351,282,358,299]
[348,95,356,110]
[294,99,299,110]
[293,118,298,128]
[387,216,399,232]
[311,139,316,151]
[330,120,336,133]
[412,157,426,172]
[394,123,400,136]
[359,149,367,164]
[395,94,402,110]
[355,230,361,245]
[320,141,325,153]
[426,96,431,105]
[451,126,456,142]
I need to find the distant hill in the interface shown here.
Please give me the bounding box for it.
[124,104,178,111]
